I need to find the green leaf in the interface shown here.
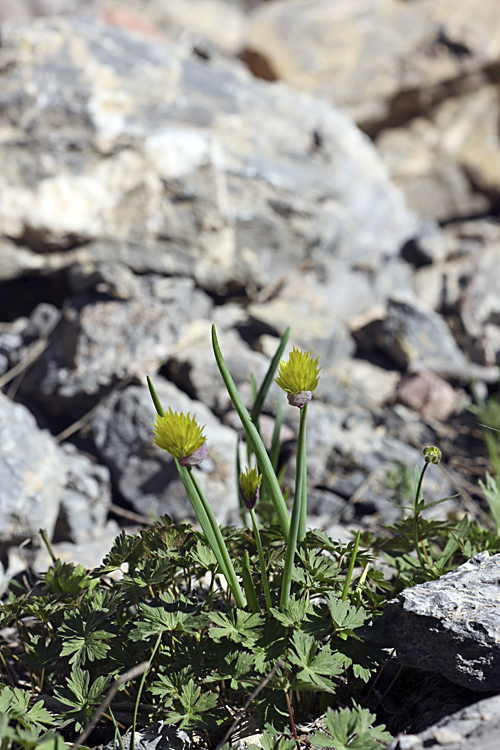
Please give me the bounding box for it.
[190,540,219,571]
[130,600,203,640]
[287,632,341,693]
[209,609,264,646]
[479,472,500,534]
[0,687,54,731]
[59,610,114,667]
[165,679,218,730]
[326,595,367,635]
[99,530,145,573]
[54,669,110,732]
[270,594,314,629]
[310,705,392,749]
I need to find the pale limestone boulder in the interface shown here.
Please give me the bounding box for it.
[376,83,500,221]
[0,17,416,294]
[244,0,500,132]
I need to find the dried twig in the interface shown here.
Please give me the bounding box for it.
[215,659,284,750]
[72,661,150,750]
[54,376,133,443]
[0,338,49,392]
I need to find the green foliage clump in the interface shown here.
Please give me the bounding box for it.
[1,326,499,749]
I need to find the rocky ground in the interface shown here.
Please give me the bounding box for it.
[1,1,500,747]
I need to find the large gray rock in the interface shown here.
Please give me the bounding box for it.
[0,17,416,296]
[461,242,500,366]
[18,276,213,416]
[0,392,64,545]
[354,298,491,380]
[0,391,111,548]
[381,551,500,692]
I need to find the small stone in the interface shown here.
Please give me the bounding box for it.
[432,727,462,745]
[396,371,459,422]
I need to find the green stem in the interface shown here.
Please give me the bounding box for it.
[342,530,361,601]
[414,461,428,511]
[212,325,290,540]
[250,508,272,611]
[250,327,290,424]
[39,528,57,563]
[130,633,162,750]
[413,463,429,569]
[188,467,247,609]
[280,405,308,609]
[241,551,260,614]
[297,404,308,544]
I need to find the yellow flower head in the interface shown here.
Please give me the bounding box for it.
[153,408,207,460]
[239,466,262,510]
[275,347,321,395]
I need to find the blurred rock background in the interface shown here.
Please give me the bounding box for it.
[0,0,500,579]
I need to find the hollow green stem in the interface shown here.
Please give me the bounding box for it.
[297,404,308,544]
[147,375,246,607]
[342,530,361,601]
[413,462,429,569]
[39,528,57,563]
[280,405,308,609]
[212,325,290,540]
[188,467,246,609]
[250,327,290,425]
[250,507,272,611]
[130,633,162,750]
[241,551,260,614]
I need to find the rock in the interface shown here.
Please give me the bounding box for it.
[354,298,472,378]
[413,256,474,314]
[88,378,240,524]
[381,551,500,692]
[396,370,460,422]
[56,443,112,544]
[106,0,246,54]
[248,295,355,370]
[18,276,213,417]
[67,260,141,300]
[244,0,500,135]
[402,220,453,268]
[0,17,416,296]
[389,693,500,750]
[103,721,195,750]
[0,391,112,550]
[289,398,453,527]
[375,83,499,222]
[461,242,500,366]
[247,260,413,335]
[0,392,66,547]
[165,318,269,413]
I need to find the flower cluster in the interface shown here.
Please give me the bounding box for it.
[153,409,208,466]
[275,346,321,408]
